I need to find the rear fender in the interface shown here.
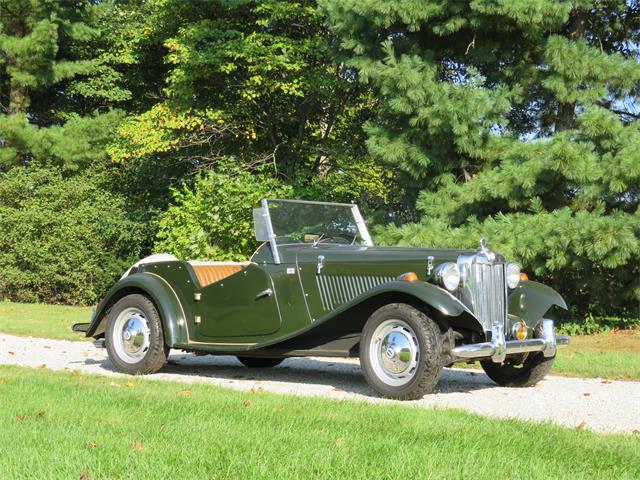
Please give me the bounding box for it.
[86,273,188,347]
[509,281,567,328]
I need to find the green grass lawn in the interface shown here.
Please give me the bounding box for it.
[1,301,639,380]
[0,301,91,341]
[553,330,640,380]
[0,365,638,480]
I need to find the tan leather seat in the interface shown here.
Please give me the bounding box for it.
[190,262,250,288]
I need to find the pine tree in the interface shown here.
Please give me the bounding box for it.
[0,0,131,172]
[323,0,640,316]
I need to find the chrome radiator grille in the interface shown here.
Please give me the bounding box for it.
[465,263,508,332]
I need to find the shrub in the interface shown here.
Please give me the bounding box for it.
[155,167,292,261]
[557,315,640,336]
[0,167,147,305]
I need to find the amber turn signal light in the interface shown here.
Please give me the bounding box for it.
[519,272,529,281]
[399,272,419,282]
[515,322,528,341]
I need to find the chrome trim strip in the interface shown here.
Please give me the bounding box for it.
[261,198,281,265]
[351,204,373,246]
[267,198,354,207]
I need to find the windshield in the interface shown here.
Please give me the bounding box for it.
[254,199,373,263]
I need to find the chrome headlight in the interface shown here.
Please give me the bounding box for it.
[506,262,521,289]
[436,262,461,291]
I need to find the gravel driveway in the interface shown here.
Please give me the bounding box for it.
[1,333,639,434]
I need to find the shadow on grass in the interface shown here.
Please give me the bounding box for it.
[74,353,497,399]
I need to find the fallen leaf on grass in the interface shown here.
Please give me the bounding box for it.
[133,441,145,452]
[79,471,90,480]
[576,421,587,430]
[15,414,25,422]
[38,364,46,369]
[177,389,192,396]
[601,379,613,384]
[159,424,166,431]
[243,399,252,407]
[125,381,135,388]
[86,441,98,449]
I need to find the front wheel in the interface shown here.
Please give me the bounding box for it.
[481,352,554,387]
[105,294,167,375]
[360,303,443,400]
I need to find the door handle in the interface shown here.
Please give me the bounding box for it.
[255,288,273,300]
[316,255,325,275]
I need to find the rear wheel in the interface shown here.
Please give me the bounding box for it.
[360,303,443,400]
[237,356,284,368]
[105,294,167,375]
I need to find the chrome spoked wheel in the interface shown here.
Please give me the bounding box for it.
[111,307,151,364]
[369,319,420,387]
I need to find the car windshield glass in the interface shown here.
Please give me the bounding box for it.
[265,200,371,246]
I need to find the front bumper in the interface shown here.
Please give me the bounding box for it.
[451,319,568,363]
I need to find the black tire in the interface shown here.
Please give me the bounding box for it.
[481,323,555,387]
[360,303,443,400]
[481,352,554,387]
[105,294,167,375]
[237,356,284,368]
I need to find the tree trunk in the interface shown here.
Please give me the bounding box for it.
[555,8,586,132]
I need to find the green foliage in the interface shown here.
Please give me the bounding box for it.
[0,168,147,305]
[0,110,124,171]
[326,0,640,317]
[155,166,292,261]
[557,315,640,336]
[108,0,386,209]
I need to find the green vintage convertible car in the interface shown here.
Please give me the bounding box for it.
[73,199,568,399]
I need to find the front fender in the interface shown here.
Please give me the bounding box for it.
[86,273,188,347]
[377,281,472,317]
[508,281,567,327]
[328,280,483,332]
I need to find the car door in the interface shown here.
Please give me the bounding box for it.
[193,264,281,338]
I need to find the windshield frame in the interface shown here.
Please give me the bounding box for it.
[254,199,373,264]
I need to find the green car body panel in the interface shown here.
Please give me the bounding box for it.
[508,280,567,328]
[86,242,566,355]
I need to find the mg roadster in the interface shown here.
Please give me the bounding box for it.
[73,199,568,399]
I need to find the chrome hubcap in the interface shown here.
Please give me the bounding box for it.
[112,308,150,364]
[370,319,419,387]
